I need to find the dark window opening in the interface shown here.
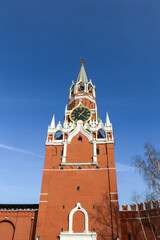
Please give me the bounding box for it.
[93,228,95,232]
[128,234,131,240]
[61,149,63,156]
[96,166,99,169]
[61,228,63,232]
[93,205,95,209]
[78,166,81,169]
[62,205,65,209]
[77,186,80,191]
[60,166,63,170]
[96,148,99,154]
[71,86,74,96]
[78,135,82,141]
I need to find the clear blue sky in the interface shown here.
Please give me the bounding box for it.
[0,0,160,206]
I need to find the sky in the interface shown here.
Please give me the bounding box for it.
[0,0,160,206]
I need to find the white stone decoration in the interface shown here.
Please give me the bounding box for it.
[59,203,97,240]
[46,110,114,165]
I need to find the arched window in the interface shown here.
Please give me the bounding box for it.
[79,83,84,92]
[55,131,63,140]
[71,86,74,96]
[96,147,100,154]
[61,149,63,156]
[88,84,93,93]
[78,135,82,141]
[97,129,105,139]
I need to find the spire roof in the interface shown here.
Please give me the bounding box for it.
[77,58,88,84]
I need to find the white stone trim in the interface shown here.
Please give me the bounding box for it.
[45,139,115,146]
[59,203,97,240]
[110,192,118,194]
[59,232,97,240]
[92,140,97,163]
[61,162,98,166]
[39,201,48,203]
[40,193,48,195]
[68,120,92,142]
[110,200,119,202]
[62,141,67,163]
[69,203,88,233]
[43,168,116,171]
[120,215,160,220]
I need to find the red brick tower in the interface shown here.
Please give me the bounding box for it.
[35,60,120,240]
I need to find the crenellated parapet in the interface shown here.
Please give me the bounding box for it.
[121,200,160,211]
[120,201,160,239]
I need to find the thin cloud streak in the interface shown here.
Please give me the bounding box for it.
[116,162,134,172]
[0,144,43,158]
[0,144,135,169]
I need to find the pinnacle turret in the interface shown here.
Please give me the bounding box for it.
[105,112,111,127]
[50,113,55,128]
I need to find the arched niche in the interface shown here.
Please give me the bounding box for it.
[69,203,88,233]
[59,203,97,240]
[0,220,15,240]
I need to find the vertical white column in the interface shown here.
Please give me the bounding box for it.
[85,83,87,92]
[93,87,96,97]
[93,140,97,163]
[62,141,67,163]
[85,214,89,233]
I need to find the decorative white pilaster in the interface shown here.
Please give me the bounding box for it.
[93,140,97,163]
[62,141,67,163]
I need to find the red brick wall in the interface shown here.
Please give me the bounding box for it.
[0,210,38,240]
[67,133,93,163]
[120,206,160,240]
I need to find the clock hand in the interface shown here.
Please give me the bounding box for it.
[78,109,85,117]
[80,114,88,120]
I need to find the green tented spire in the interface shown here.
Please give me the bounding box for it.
[77,58,88,84]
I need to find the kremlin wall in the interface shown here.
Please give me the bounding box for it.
[0,201,160,239]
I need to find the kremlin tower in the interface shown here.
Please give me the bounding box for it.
[35,59,120,240]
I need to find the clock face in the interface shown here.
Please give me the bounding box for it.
[70,106,92,123]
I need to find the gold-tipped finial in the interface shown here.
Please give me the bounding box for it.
[80,58,85,65]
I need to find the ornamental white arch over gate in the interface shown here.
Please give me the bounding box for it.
[68,202,88,233]
[59,203,97,240]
